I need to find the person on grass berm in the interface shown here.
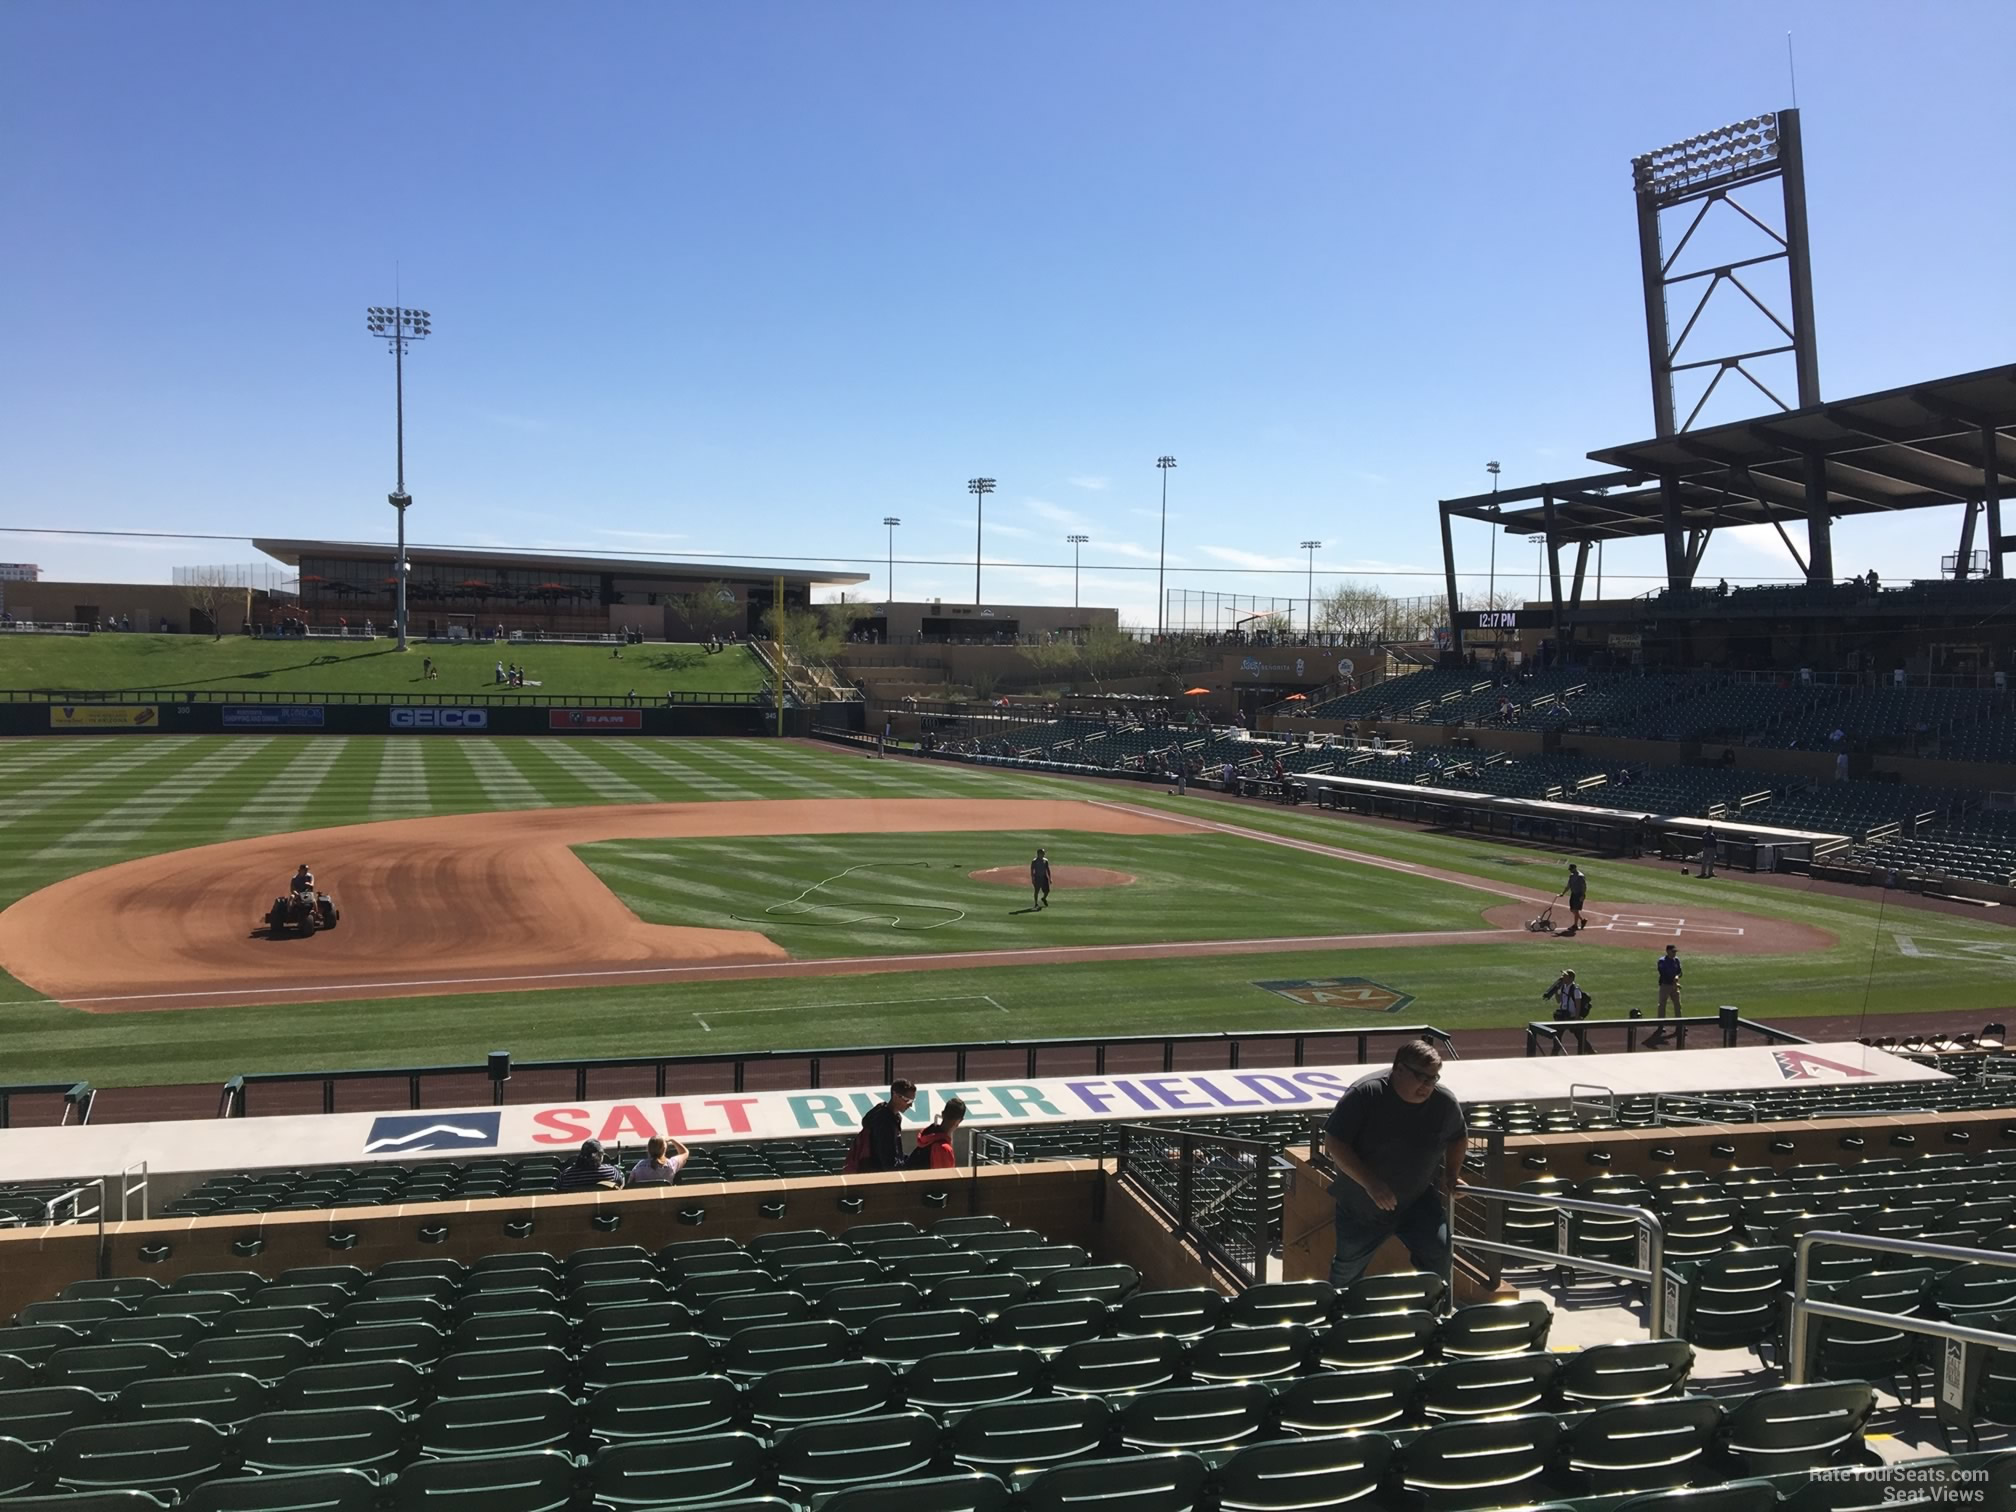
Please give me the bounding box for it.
[1647,945,1683,1047]
[628,1135,688,1186]
[556,1139,623,1191]
[908,1097,967,1170]
[845,1079,916,1173]
[1323,1040,1467,1286]
[1031,848,1052,910]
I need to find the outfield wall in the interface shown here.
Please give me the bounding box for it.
[0,703,809,737]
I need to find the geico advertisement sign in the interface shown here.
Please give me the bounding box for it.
[389,708,489,730]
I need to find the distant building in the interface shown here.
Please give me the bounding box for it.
[0,563,40,582]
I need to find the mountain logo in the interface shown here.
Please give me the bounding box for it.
[363,1111,502,1155]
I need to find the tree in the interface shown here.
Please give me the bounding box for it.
[668,581,742,641]
[818,593,872,640]
[1080,620,1142,688]
[181,568,245,640]
[761,603,847,668]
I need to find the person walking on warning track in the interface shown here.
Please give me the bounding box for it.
[1559,864,1589,934]
[1322,1040,1467,1285]
[1030,848,1053,910]
[1647,945,1683,1046]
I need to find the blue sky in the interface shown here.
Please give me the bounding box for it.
[4,1,2012,625]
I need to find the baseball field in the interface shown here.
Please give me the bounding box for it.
[0,733,2011,1091]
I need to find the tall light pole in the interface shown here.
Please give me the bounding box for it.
[882,516,901,603]
[1155,456,1177,634]
[1067,534,1089,609]
[967,478,995,604]
[365,305,431,652]
[1300,540,1322,637]
[1529,535,1546,598]
[1486,461,1501,607]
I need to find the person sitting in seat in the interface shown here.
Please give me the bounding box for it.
[628,1135,688,1186]
[290,863,315,897]
[556,1139,624,1191]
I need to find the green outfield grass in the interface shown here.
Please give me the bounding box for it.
[0,733,2010,1087]
[577,830,1494,956]
[0,633,766,697]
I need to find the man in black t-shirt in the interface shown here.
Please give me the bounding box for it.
[1321,1041,1467,1285]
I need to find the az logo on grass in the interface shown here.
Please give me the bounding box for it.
[1254,978,1414,1013]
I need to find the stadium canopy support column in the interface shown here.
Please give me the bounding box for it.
[1986,424,2007,580]
[1568,541,1591,607]
[1953,502,1981,581]
[1541,492,1566,632]
[1801,450,1834,585]
[1659,477,1690,590]
[1438,501,1463,660]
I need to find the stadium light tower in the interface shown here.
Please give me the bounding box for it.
[1300,541,1322,635]
[881,517,901,604]
[364,305,432,652]
[1155,456,1177,633]
[967,478,995,604]
[1067,534,1089,608]
[1486,461,1501,605]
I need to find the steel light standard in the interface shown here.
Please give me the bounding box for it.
[1300,540,1323,637]
[882,517,901,603]
[1067,534,1089,608]
[365,305,432,651]
[1486,461,1501,607]
[967,478,994,604]
[1155,456,1177,633]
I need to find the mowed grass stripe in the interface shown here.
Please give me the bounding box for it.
[458,739,552,809]
[31,739,273,858]
[369,740,430,815]
[601,739,761,800]
[227,741,352,832]
[0,737,200,832]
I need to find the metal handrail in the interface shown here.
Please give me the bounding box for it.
[1455,1182,1668,1337]
[120,1161,149,1223]
[1115,1122,1274,1291]
[1,687,764,708]
[41,1177,109,1277]
[1787,1229,2016,1385]
[1526,1007,1812,1057]
[218,1025,1460,1117]
[971,1132,1017,1168]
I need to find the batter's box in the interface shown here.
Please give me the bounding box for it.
[1592,914,1747,938]
[1254,977,1415,1013]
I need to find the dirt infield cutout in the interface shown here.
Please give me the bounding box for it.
[968,865,1138,889]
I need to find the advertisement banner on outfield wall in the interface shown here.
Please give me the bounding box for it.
[548,708,643,732]
[50,705,159,729]
[223,705,326,728]
[389,707,489,731]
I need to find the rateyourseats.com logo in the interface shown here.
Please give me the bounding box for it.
[363,1111,502,1155]
[1810,1465,1987,1504]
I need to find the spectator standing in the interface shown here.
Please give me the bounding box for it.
[1541,969,1593,1052]
[628,1135,688,1186]
[1697,827,1717,878]
[556,1139,623,1191]
[908,1097,967,1170]
[1647,946,1683,1047]
[1322,1041,1467,1285]
[496,660,506,683]
[844,1080,916,1173]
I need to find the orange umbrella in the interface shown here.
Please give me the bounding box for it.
[1283,693,1308,701]
[1183,687,1211,695]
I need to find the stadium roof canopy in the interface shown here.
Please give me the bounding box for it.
[1435,364,2016,629]
[253,538,868,590]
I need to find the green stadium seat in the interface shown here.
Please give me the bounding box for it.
[319,1321,444,1365]
[852,1235,953,1265]
[815,1281,920,1333]
[660,1237,751,1263]
[1392,1412,1561,1510]
[991,1245,1088,1283]
[237,1405,408,1477]
[589,1431,769,1509]
[275,1359,427,1414]
[841,1221,921,1247]
[119,1370,270,1428]
[1113,1287,1224,1340]
[1556,1339,1694,1403]
[1718,1382,1876,1476]
[389,1449,579,1512]
[1434,1299,1552,1359]
[0,1355,28,1390]
[988,1297,1107,1355]
[580,1330,713,1390]
[566,1244,653,1275]
[949,1396,1112,1486]
[218,1305,333,1341]
[182,1468,380,1512]
[1037,1263,1139,1306]
[17,1298,131,1329]
[1667,1246,1792,1360]
[450,1308,570,1352]
[0,1384,107,1447]
[44,1342,179,1393]
[336,1297,450,1331]
[257,1282,352,1312]
[1340,1269,1447,1316]
[0,1322,86,1367]
[145,1290,247,1323]
[47,1418,233,1499]
[861,1307,985,1365]
[4,1495,185,1512]
[746,1359,899,1430]
[0,1435,39,1497]
[588,1375,743,1447]
[578,1300,693,1343]
[1275,1367,1419,1435]
[1018,1450,1211,1512]
[1607,1484,1776,1512]
[1777,1462,1971,1512]
[169,1271,266,1300]
[1221,1279,1336,1329]
[926,1272,1031,1318]
[931,1216,1012,1238]
[91,1312,212,1352]
[720,1317,851,1378]
[903,1347,1044,1413]
[1116,1382,1271,1459]
[1215,1431,1393,1512]
[681,1270,778,1305]
[569,1277,674,1313]
[1313,1309,1436,1369]
[275,1265,368,1290]
[435,1345,572,1399]
[416,1389,577,1459]
[1417,1352,1558,1419]
[62,1277,165,1304]
[1804,1269,1936,1398]
[1048,1333,1185,1397]
[772,1409,944,1497]
[820,1473,1009,1512]
[1564,1397,1724,1494]
[1187,1322,1310,1384]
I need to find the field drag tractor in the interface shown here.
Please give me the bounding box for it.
[266,885,339,936]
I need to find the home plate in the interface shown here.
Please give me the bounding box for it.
[1596,913,1747,938]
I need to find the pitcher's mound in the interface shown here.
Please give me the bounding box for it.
[969,865,1137,889]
